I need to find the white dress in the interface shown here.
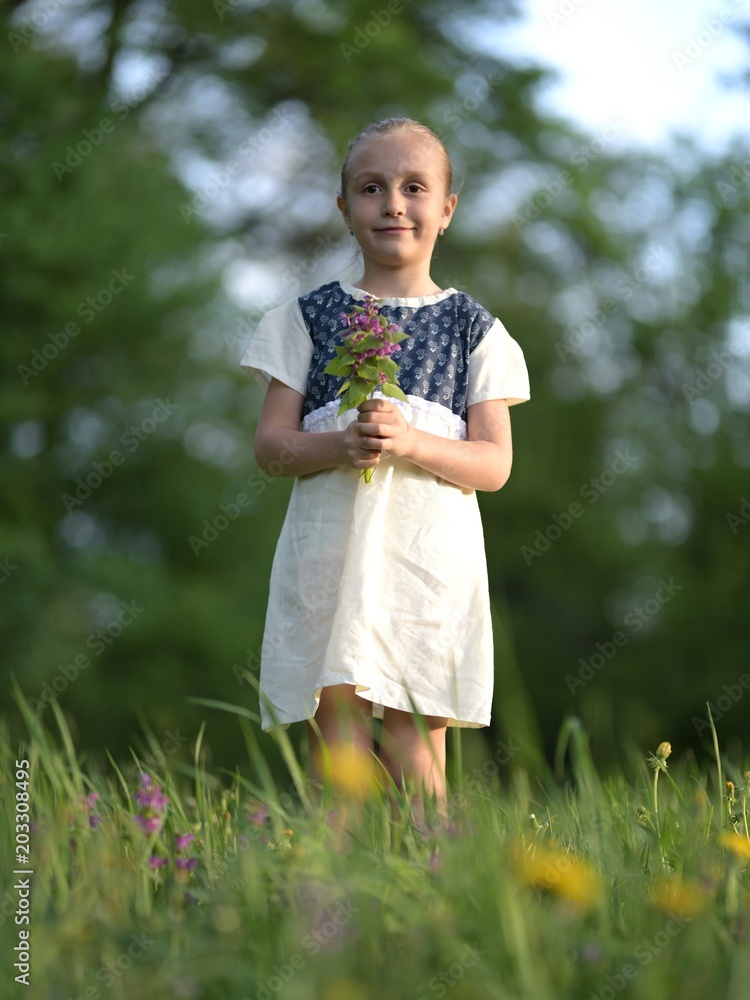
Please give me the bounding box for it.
[240,280,530,731]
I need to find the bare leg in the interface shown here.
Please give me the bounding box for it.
[379,708,449,839]
[305,684,374,848]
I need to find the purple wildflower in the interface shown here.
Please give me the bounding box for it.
[135,776,169,812]
[149,856,169,869]
[176,857,197,871]
[133,773,169,834]
[323,294,409,480]
[248,804,269,826]
[175,832,195,852]
[135,815,163,834]
[134,774,169,834]
[79,790,103,830]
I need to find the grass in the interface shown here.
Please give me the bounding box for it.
[2,688,750,1000]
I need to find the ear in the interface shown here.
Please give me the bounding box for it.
[336,194,350,229]
[441,192,458,230]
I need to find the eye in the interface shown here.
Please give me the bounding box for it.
[405,183,425,194]
[362,183,381,194]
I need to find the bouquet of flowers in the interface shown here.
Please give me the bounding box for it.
[323,295,409,482]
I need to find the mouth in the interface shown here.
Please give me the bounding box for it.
[376,227,414,234]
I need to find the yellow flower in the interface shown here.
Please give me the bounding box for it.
[316,744,383,799]
[322,979,370,1000]
[509,840,601,910]
[719,831,750,859]
[650,877,706,918]
[656,742,672,762]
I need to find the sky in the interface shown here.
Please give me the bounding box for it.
[490,0,750,152]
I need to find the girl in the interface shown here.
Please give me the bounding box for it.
[240,117,530,837]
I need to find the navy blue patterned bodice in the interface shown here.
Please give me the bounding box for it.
[298,282,495,420]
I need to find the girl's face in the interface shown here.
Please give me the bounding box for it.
[337,131,457,275]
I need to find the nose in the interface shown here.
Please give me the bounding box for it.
[382,187,405,216]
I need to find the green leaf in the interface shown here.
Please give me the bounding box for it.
[350,375,374,393]
[380,383,408,401]
[377,357,400,377]
[350,390,372,408]
[323,356,351,376]
[345,336,377,352]
[336,380,351,396]
[338,388,371,414]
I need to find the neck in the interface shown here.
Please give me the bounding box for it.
[354,263,442,299]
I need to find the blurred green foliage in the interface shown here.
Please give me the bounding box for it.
[2,0,749,773]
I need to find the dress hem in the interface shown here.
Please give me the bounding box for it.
[259,677,490,732]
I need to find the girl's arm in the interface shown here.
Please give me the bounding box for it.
[255,380,513,490]
[356,397,513,492]
[254,378,382,477]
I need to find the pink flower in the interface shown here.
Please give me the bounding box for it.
[135,815,164,834]
[134,773,169,830]
[136,784,169,812]
[176,857,197,871]
[78,791,102,830]
[175,832,194,852]
[149,856,169,869]
[248,805,269,827]
[323,295,409,483]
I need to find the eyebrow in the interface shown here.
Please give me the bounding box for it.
[351,170,433,184]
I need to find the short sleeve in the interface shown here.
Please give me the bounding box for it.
[467,318,530,407]
[239,297,313,396]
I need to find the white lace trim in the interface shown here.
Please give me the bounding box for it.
[338,281,458,308]
[301,393,467,440]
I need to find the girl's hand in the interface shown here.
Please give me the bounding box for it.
[353,398,413,461]
[341,413,382,472]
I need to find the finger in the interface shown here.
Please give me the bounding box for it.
[357,420,385,436]
[356,419,385,435]
[358,398,391,412]
[362,437,384,452]
[358,429,387,450]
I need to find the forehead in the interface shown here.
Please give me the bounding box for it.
[348,131,443,180]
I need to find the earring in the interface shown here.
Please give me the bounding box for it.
[438,228,445,236]
[349,229,353,236]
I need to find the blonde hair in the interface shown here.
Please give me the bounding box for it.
[339,117,453,199]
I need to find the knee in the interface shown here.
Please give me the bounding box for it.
[319,684,370,712]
